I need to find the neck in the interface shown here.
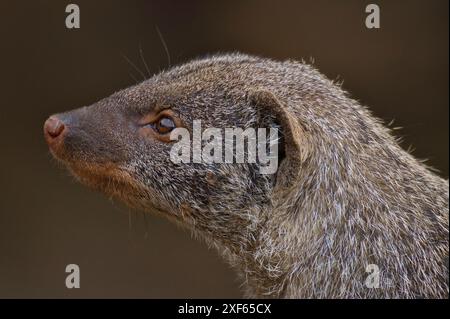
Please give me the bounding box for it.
[211,144,448,298]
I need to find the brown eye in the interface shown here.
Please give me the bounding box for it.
[139,109,182,142]
[155,116,176,134]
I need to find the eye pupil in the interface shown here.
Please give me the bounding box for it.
[156,117,175,134]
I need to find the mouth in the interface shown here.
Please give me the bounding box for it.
[66,161,147,207]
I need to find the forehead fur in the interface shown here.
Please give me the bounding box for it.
[111,52,332,117]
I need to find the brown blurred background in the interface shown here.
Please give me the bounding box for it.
[0,0,448,298]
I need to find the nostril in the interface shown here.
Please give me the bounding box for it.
[44,116,65,139]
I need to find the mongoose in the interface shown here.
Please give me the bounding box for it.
[44,53,449,298]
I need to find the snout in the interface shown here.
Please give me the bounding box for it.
[43,104,137,201]
[44,115,67,155]
[44,107,88,160]
[44,105,127,165]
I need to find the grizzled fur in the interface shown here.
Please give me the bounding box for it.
[46,53,449,298]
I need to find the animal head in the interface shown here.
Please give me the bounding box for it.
[44,54,312,245]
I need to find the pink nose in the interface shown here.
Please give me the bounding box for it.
[44,116,65,139]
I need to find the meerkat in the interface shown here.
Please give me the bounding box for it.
[44,53,449,298]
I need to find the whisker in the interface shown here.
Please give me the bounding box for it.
[139,43,151,78]
[142,210,149,239]
[128,71,139,84]
[155,25,171,67]
[122,53,147,81]
[128,207,133,232]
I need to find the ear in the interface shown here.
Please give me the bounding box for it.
[248,90,309,192]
